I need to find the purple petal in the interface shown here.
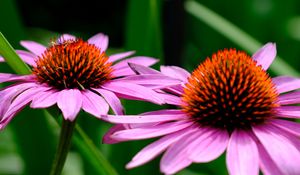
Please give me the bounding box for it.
[20,40,46,56]
[30,89,58,108]
[102,81,164,104]
[101,112,187,124]
[81,90,109,117]
[93,88,124,115]
[271,119,300,137]
[58,34,76,42]
[16,50,37,66]
[112,56,158,70]
[88,33,109,52]
[140,109,184,115]
[253,124,300,175]
[109,51,135,63]
[128,63,160,75]
[257,141,283,175]
[126,126,196,169]
[278,91,300,105]
[160,66,190,82]
[0,73,35,83]
[110,121,193,141]
[57,89,82,121]
[275,106,300,119]
[252,43,276,70]
[272,76,300,93]
[189,129,229,163]
[226,129,259,175]
[113,74,181,86]
[157,93,182,106]
[102,124,126,144]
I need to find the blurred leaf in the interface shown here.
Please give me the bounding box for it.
[185,0,300,76]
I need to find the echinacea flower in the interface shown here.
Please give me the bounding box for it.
[0,33,169,129]
[103,43,300,175]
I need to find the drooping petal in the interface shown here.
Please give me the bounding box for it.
[126,126,197,169]
[88,33,109,52]
[81,90,109,117]
[30,89,58,108]
[16,50,37,66]
[93,88,124,115]
[158,93,183,106]
[278,91,300,105]
[160,66,190,82]
[128,63,160,75]
[275,106,300,119]
[252,43,276,70]
[102,124,126,144]
[20,40,46,56]
[272,76,300,93]
[226,129,259,175]
[189,129,229,163]
[270,119,300,137]
[57,89,82,121]
[253,124,300,175]
[109,51,135,63]
[0,73,35,83]
[110,121,193,141]
[113,56,158,70]
[101,81,164,104]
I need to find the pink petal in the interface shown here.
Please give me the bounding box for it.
[256,141,283,175]
[101,112,187,124]
[253,124,300,175]
[140,109,184,115]
[81,90,109,117]
[113,74,181,86]
[278,91,300,105]
[58,34,76,42]
[158,93,183,106]
[16,50,37,66]
[112,56,158,70]
[0,57,3,62]
[88,33,109,52]
[275,106,300,119]
[109,51,135,63]
[93,88,124,115]
[102,81,164,104]
[57,89,83,121]
[189,129,229,163]
[160,66,190,82]
[102,124,126,144]
[110,121,193,141]
[0,73,35,83]
[30,89,58,108]
[226,129,259,175]
[252,43,276,70]
[128,63,160,75]
[126,126,196,169]
[272,76,300,93]
[271,119,300,136]
[20,40,46,56]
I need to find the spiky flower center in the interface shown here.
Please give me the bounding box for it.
[181,49,278,131]
[33,39,113,90]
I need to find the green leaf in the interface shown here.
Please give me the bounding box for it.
[184,0,300,76]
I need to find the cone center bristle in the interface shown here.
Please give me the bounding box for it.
[181,49,278,131]
[33,39,113,90]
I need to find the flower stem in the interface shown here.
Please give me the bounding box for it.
[50,119,76,175]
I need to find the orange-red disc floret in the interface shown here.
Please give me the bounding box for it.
[181,49,278,131]
[33,39,113,90]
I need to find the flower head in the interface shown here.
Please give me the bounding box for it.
[103,43,300,175]
[0,33,164,128]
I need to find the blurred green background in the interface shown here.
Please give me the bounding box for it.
[0,0,300,175]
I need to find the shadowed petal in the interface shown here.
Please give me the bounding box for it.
[253,124,300,175]
[272,76,300,93]
[252,43,276,70]
[278,91,300,105]
[102,124,126,144]
[113,56,158,70]
[20,40,46,56]
[109,51,135,63]
[16,50,37,66]
[81,90,109,117]
[226,129,259,175]
[0,73,35,83]
[126,126,197,169]
[128,63,160,75]
[160,66,190,82]
[275,106,300,118]
[93,88,124,115]
[57,89,82,121]
[30,89,58,108]
[88,33,109,52]
[271,119,300,136]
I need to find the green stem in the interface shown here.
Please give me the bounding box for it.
[50,119,76,175]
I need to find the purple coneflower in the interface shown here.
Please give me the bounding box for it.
[103,43,300,175]
[0,33,167,128]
